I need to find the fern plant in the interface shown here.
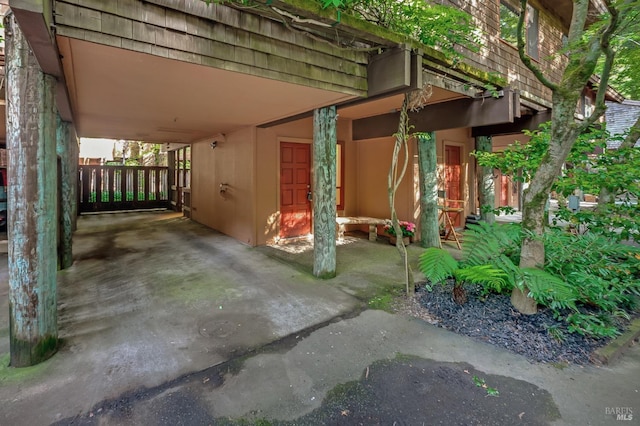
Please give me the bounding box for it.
[462,222,522,290]
[418,247,508,304]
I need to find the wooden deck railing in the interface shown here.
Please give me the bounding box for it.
[79,165,170,213]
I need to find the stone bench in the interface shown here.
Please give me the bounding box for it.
[336,216,388,241]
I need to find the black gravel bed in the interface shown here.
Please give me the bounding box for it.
[416,282,612,365]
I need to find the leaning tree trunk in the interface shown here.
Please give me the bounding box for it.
[511,0,621,314]
[514,95,581,314]
[417,132,440,247]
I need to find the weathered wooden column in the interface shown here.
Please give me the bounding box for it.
[56,116,75,269]
[70,128,80,231]
[417,132,440,247]
[167,149,177,210]
[475,136,495,224]
[5,13,59,367]
[312,106,337,278]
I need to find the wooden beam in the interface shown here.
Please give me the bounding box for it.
[353,89,518,140]
[9,0,74,121]
[368,46,422,97]
[471,110,552,137]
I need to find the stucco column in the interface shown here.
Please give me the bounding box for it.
[5,12,59,367]
[312,106,337,278]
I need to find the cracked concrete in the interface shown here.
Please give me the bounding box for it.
[0,211,638,425]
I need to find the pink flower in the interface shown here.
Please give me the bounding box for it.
[384,220,416,237]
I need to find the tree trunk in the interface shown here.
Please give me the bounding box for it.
[512,0,622,314]
[70,128,80,231]
[388,95,414,294]
[312,106,337,279]
[130,142,141,165]
[5,13,59,366]
[514,94,580,314]
[417,132,440,247]
[475,136,495,224]
[56,117,75,269]
[452,283,467,305]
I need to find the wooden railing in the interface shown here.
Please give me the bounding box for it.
[79,165,170,213]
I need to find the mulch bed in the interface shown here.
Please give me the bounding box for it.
[414,282,615,364]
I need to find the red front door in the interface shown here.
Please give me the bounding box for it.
[444,145,463,226]
[280,142,311,238]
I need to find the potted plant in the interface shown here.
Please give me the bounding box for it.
[384,220,416,245]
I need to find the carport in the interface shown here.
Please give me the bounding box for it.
[4,0,383,366]
[4,0,517,367]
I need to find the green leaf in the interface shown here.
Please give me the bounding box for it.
[455,265,508,292]
[418,247,458,284]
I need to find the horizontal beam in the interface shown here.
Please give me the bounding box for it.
[9,1,74,121]
[472,110,552,137]
[353,89,518,140]
[367,46,422,97]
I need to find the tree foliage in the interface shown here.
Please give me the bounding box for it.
[474,122,640,241]
[331,0,481,58]
[503,0,640,314]
[601,4,640,98]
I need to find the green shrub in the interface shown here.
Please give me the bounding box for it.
[418,247,508,304]
[453,222,640,338]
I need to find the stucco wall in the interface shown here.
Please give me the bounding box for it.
[192,120,478,246]
[256,118,315,245]
[191,127,256,245]
[254,116,422,245]
[255,117,356,245]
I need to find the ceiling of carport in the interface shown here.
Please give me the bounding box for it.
[56,37,470,146]
[57,37,359,144]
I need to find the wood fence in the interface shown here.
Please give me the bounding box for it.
[79,165,169,213]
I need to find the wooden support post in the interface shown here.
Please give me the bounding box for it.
[56,116,74,269]
[70,128,79,231]
[5,13,59,367]
[476,136,495,224]
[417,132,440,247]
[312,106,337,279]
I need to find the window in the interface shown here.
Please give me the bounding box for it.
[499,0,539,59]
[526,4,539,60]
[336,142,344,210]
[499,1,519,46]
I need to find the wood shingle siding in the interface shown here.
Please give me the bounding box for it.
[442,0,567,108]
[54,0,369,96]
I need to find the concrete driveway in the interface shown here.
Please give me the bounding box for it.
[0,211,638,425]
[0,211,416,424]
